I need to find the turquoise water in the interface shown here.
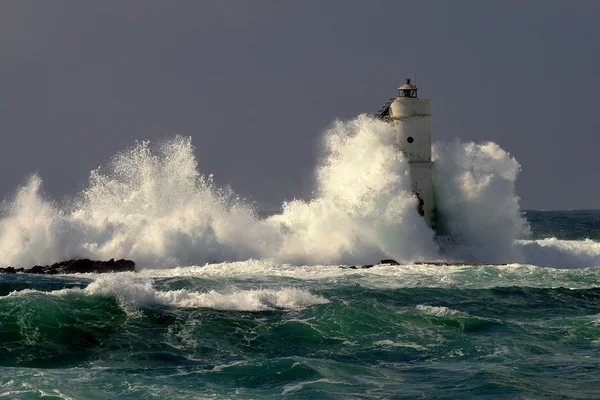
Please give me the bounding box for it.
[1,211,600,399]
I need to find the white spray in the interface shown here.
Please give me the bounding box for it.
[0,116,597,268]
[267,116,437,265]
[0,117,437,268]
[432,140,530,262]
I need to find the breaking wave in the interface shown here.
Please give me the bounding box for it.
[0,115,595,268]
[433,140,530,263]
[2,275,329,312]
[416,305,470,318]
[517,238,600,269]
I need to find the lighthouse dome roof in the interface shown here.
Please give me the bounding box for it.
[398,79,417,91]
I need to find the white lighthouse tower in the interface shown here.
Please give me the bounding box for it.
[375,79,435,228]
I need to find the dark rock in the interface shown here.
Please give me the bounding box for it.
[337,258,508,271]
[26,265,47,274]
[7,259,136,275]
[339,259,401,269]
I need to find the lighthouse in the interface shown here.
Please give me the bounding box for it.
[375,79,435,228]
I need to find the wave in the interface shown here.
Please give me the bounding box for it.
[0,117,437,267]
[415,305,469,318]
[134,260,600,289]
[517,238,600,268]
[433,140,530,263]
[413,304,498,332]
[0,115,594,268]
[1,275,329,312]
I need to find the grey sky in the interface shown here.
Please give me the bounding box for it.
[0,0,598,210]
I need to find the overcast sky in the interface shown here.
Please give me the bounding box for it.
[0,0,598,210]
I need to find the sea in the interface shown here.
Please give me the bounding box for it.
[1,116,600,399]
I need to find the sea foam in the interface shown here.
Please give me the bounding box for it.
[517,238,600,269]
[1,275,329,312]
[83,275,329,311]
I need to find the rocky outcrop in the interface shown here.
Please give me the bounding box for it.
[338,258,508,269]
[340,259,400,269]
[0,258,135,274]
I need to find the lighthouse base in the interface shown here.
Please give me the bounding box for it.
[408,161,435,228]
